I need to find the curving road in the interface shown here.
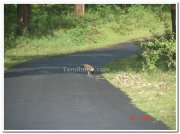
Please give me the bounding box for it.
[4,42,168,130]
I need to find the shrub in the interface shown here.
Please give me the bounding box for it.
[138,35,176,70]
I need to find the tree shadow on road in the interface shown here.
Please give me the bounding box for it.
[5,43,139,78]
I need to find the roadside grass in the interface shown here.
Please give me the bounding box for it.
[102,56,176,130]
[4,5,171,70]
[4,26,165,70]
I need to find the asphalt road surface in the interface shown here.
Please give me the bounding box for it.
[4,42,169,130]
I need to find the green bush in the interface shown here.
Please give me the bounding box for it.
[138,35,176,70]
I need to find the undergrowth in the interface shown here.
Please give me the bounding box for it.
[137,33,176,71]
[4,4,171,69]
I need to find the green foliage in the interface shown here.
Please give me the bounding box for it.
[4,4,17,49]
[65,25,102,44]
[138,35,176,70]
[4,4,171,48]
[21,5,74,36]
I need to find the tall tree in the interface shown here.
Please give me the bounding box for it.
[16,4,31,36]
[74,4,85,16]
[171,4,176,37]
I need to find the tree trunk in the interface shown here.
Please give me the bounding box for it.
[16,4,31,36]
[171,4,176,37]
[74,4,85,16]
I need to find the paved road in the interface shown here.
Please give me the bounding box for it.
[4,42,168,130]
